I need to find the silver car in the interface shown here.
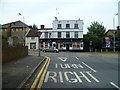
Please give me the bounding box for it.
[42,46,59,53]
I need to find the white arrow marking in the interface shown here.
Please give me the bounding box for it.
[58,57,68,62]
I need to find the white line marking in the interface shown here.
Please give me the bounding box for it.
[58,57,67,62]
[110,82,120,90]
[75,56,79,60]
[86,72,99,82]
[82,62,96,73]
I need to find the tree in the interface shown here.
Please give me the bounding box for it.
[86,21,106,51]
[32,24,38,30]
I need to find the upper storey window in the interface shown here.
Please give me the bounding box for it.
[57,24,62,29]
[74,24,79,29]
[66,24,70,29]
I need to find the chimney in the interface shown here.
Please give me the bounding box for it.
[40,25,45,30]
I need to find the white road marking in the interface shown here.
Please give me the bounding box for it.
[86,72,99,82]
[80,72,91,82]
[110,82,120,90]
[58,57,68,62]
[75,56,79,60]
[59,72,63,83]
[82,62,96,73]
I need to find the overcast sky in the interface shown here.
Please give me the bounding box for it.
[0,0,119,34]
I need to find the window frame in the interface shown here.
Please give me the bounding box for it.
[66,32,70,38]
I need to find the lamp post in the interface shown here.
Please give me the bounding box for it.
[113,13,118,52]
[19,13,25,46]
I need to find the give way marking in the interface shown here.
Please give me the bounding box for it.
[58,57,68,62]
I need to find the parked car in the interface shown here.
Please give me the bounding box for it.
[42,46,59,53]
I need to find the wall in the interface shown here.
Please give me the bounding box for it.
[25,37,39,49]
[2,46,28,63]
[40,30,83,39]
[53,20,83,30]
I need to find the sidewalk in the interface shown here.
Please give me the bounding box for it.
[2,55,45,89]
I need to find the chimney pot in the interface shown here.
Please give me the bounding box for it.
[40,25,45,30]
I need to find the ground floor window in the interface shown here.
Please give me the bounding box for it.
[60,43,63,48]
[30,43,36,49]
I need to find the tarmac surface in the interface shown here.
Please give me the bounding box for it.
[2,51,120,89]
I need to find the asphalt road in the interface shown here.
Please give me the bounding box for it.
[40,52,119,89]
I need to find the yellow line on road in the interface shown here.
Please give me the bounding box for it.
[30,56,49,89]
[37,57,50,89]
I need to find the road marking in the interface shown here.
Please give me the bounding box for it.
[110,82,120,90]
[58,57,67,62]
[86,72,99,82]
[75,56,79,60]
[44,71,57,83]
[79,72,91,82]
[64,72,78,83]
[37,57,50,88]
[82,62,96,73]
[59,72,64,83]
[30,56,49,89]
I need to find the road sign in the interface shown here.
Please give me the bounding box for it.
[90,41,92,45]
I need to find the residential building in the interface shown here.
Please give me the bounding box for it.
[25,29,39,50]
[38,18,84,51]
[1,21,32,46]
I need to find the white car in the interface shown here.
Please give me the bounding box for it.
[42,46,59,53]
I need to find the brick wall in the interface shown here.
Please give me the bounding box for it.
[2,46,28,63]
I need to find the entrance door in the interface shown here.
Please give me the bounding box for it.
[66,44,69,51]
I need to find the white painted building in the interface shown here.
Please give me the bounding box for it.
[25,30,39,50]
[38,18,84,51]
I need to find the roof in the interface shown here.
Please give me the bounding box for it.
[26,29,39,37]
[38,28,53,30]
[2,20,30,29]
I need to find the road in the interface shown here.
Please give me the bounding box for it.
[40,52,119,89]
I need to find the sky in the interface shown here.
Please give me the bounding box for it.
[0,0,119,34]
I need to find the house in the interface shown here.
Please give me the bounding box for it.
[25,29,39,50]
[1,20,32,46]
[38,18,84,51]
[104,29,120,51]
[106,29,116,36]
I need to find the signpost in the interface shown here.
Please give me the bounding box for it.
[37,32,42,56]
[89,41,92,52]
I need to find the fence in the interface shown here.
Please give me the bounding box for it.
[2,46,28,63]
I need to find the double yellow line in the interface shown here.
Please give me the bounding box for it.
[30,56,50,89]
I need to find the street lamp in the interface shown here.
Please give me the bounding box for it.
[113,13,118,52]
[19,13,25,46]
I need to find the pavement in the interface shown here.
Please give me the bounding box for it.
[2,55,45,89]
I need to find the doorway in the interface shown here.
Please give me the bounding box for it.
[66,44,69,51]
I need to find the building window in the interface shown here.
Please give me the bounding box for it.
[66,32,70,38]
[74,32,78,38]
[74,24,78,29]
[58,32,61,38]
[66,24,70,29]
[58,24,62,29]
[63,44,66,47]
[31,37,35,40]
[45,32,48,38]
[81,44,83,47]
[30,43,36,49]
[49,33,51,38]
